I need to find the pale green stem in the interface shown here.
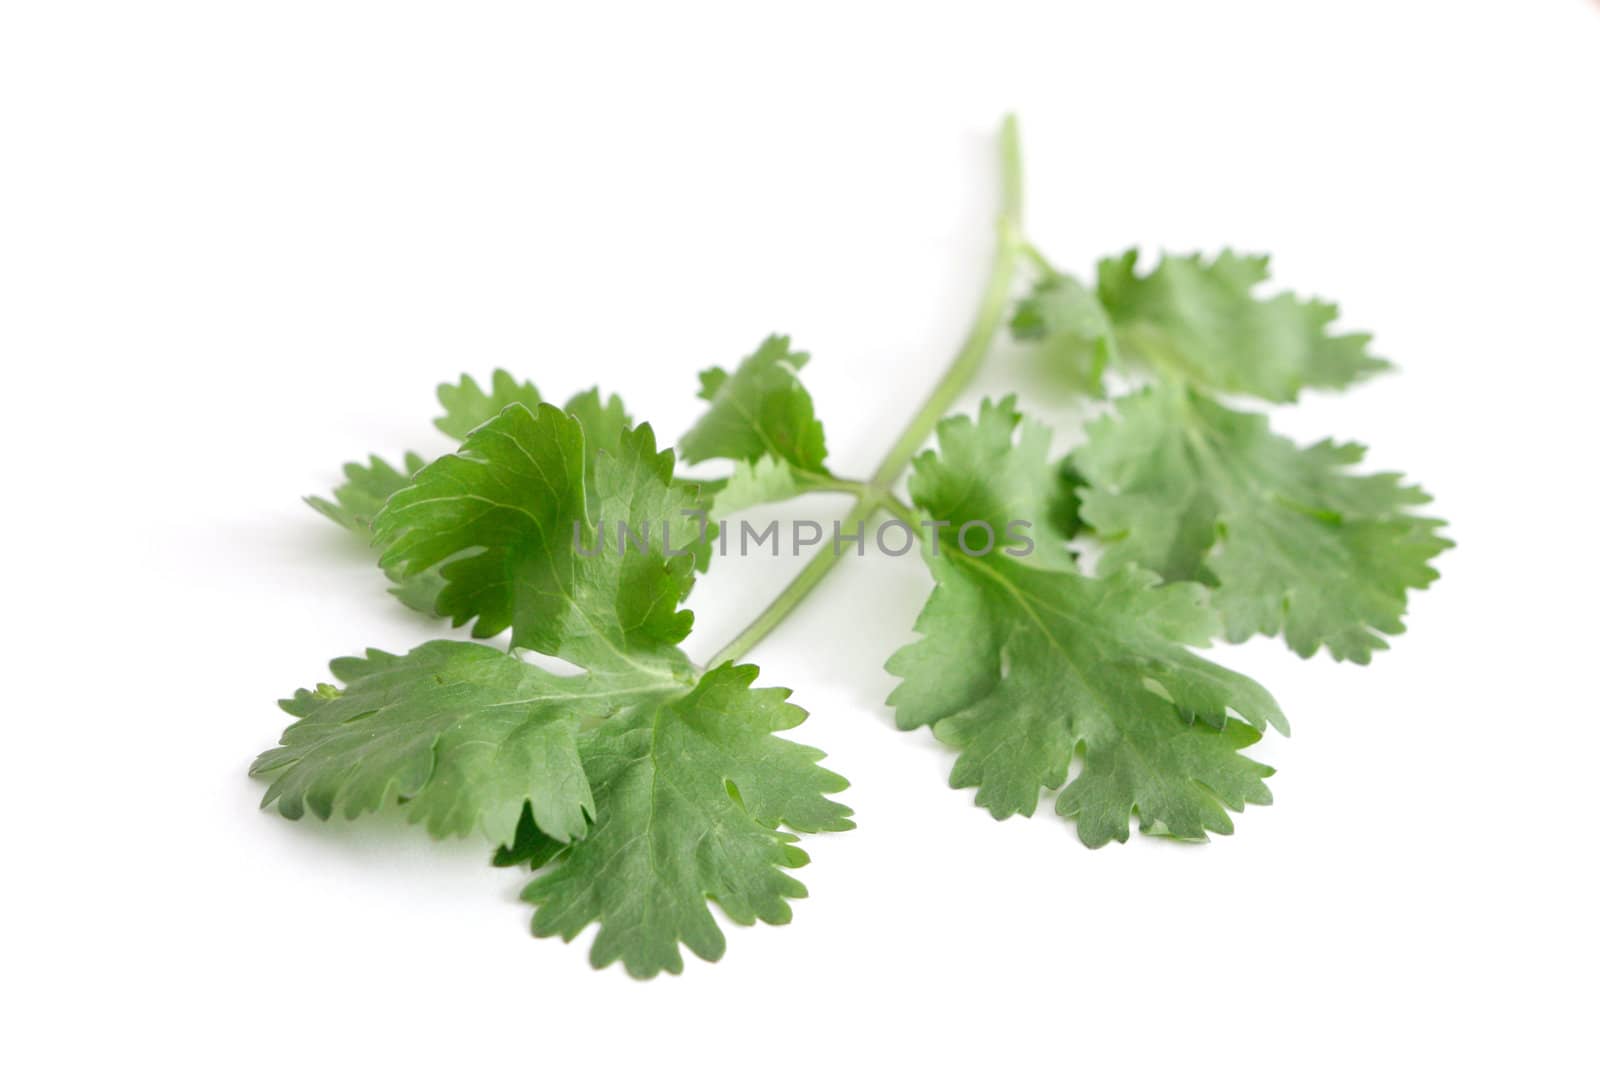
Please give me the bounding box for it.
[878,490,921,530]
[706,116,1025,668]
[1020,241,1056,277]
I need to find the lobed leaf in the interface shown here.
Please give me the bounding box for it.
[304,452,444,613]
[521,663,853,978]
[1095,249,1389,402]
[436,369,543,441]
[680,335,830,475]
[1010,271,1115,395]
[306,452,426,532]
[1074,384,1451,661]
[374,404,701,676]
[254,641,657,844]
[888,401,1284,846]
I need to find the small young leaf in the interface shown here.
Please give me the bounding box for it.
[679,335,830,474]
[705,454,858,522]
[1010,271,1115,395]
[710,455,805,520]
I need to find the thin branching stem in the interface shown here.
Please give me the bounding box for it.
[706,116,1025,668]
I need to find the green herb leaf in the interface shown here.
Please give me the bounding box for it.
[304,452,445,614]
[560,386,633,489]
[901,397,1074,569]
[253,641,649,844]
[704,454,858,522]
[887,402,1283,846]
[436,373,639,493]
[1095,249,1389,401]
[306,452,426,533]
[257,644,854,978]
[1075,384,1451,661]
[522,663,852,978]
[375,404,703,675]
[492,804,572,870]
[679,335,830,474]
[1010,271,1115,395]
[435,370,544,441]
[1047,457,1087,542]
[709,455,805,520]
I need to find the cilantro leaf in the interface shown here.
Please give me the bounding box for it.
[891,557,1280,845]
[887,400,1283,846]
[374,404,702,675]
[304,452,445,614]
[1075,384,1451,662]
[677,335,839,531]
[384,569,447,615]
[1093,249,1389,401]
[256,644,856,977]
[1010,271,1114,395]
[492,803,572,870]
[252,641,652,844]
[679,335,830,474]
[709,455,804,520]
[436,373,638,491]
[259,625,856,980]
[306,452,425,532]
[557,387,715,573]
[432,379,716,573]
[521,663,853,978]
[902,396,1074,569]
[560,387,633,487]
[260,640,855,979]
[1047,456,1087,542]
[704,454,858,521]
[435,370,543,441]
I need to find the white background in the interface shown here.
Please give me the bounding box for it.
[4,2,1598,1063]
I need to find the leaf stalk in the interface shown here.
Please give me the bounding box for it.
[706,115,1025,668]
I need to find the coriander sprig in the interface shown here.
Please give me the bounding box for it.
[254,116,1447,977]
